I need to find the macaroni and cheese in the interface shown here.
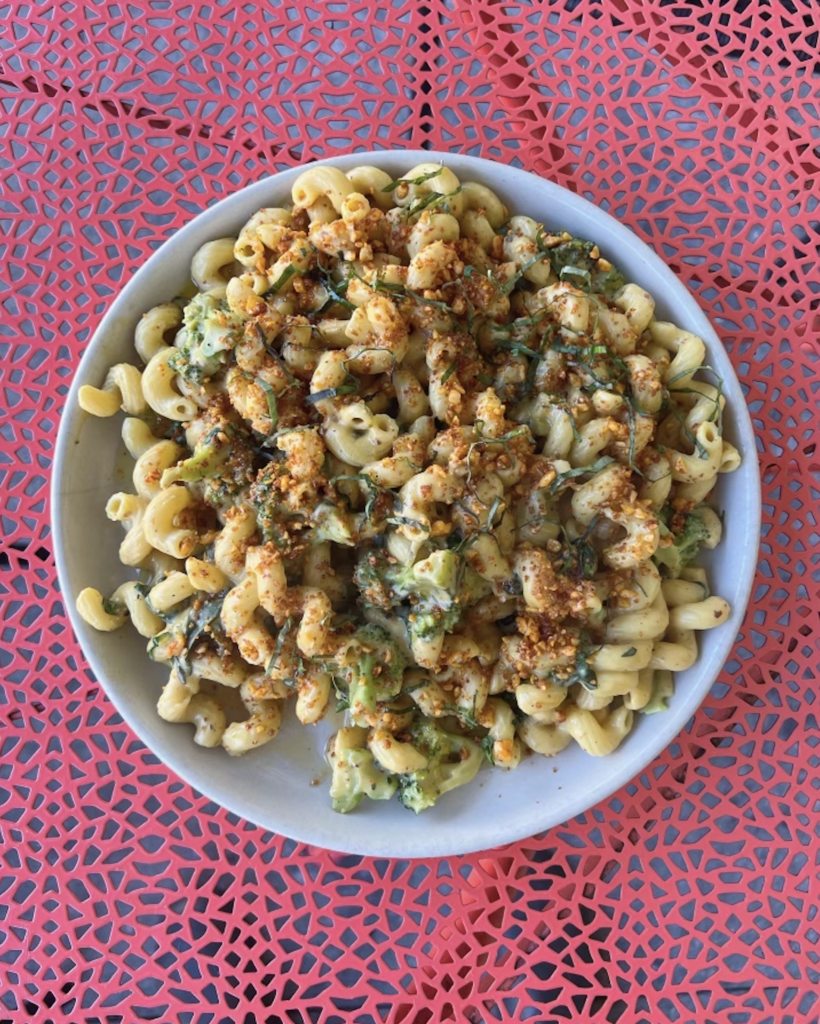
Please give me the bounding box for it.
[77,161,740,814]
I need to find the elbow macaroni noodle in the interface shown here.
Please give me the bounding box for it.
[75,160,740,813]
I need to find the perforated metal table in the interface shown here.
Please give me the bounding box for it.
[1,3,816,1022]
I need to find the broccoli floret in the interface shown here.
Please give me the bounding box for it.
[401,551,471,663]
[396,719,483,814]
[248,461,309,555]
[352,549,397,611]
[249,454,348,556]
[354,549,468,667]
[457,564,494,607]
[404,602,463,671]
[202,447,255,510]
[546,236,626,299]
[642,670,674,715]
[172,441,229,483]
[354,549,457,605]
[313,501,356,546]
[354,548,462,609]
[337,623,409,717]
[169,293,243,384]
[653,508,712,578]
[397,550,461,604]
[327,727,397,813]
[146,592,226,674]
[407,603,462,642]
[169,422,255,510]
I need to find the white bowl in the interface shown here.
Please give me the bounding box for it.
[52,150,760,858]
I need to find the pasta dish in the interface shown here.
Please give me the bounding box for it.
[75,161,741,814]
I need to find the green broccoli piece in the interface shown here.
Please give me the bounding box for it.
[397,719,484,814]
[457,564,494,607]
[407,603,462,643]
[354,549,468,663]
[354,547,502,668]
[354,548,461,608]
[172,441,230,483]
[642,670,674,715]
[168,421,255,509]
[352,548,398,611]
[327,727,398,813]
[653,508,712,578]
[249,465,354,556]
[337,623,409,716]
[168,293,244,384]
[247,461,309,554]
[546,235,626,299]
[398,549,461,604]
[146,592,226,675]
[202,449,255,510]
[313,501,356,546]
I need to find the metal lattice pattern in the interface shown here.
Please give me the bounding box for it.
[1,1,817,1022]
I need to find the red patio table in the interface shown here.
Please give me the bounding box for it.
[0,3,814,1022]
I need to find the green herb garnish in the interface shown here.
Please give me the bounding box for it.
[306,374,359,406]
[381,167,444,192]
[102,597,123,617]
[239,372,279,438]
[264,263,301,296]
[548,455,616,495]
[266,616,294,678]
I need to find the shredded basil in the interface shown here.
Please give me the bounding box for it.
[187,594,226,651]
[306,373,359,406]
[258,333,298,388]
[664,366,725,435]
[498,251,548,296]
[556,515,599,581]
[666,406,710,460]
[550,638,598,691]
[465,424,531,493]
[381,167,444,192]
[312,253,357,312]
[552,343,608,357]
[346,266,456,313]
[544,236,626,299]
[148,595,225,678]
[386,516,431,532]
[266,616,294,678]
[239,372,279,438]
[405,186,462,218]
[264,263,300,296]
[331,473,401,523]
[624,398,646,477]
[559,265,593,291]
[559,536,598,581]
[548,455,616,495]
[665,363,719,387]
[148,630,172,657]
[439,702,482,731]
[484,495,505,532]
[481,734,497,765]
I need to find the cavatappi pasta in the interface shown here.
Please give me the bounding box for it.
[77,161,740,814]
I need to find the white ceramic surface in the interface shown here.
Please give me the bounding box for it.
[52,150,761,858]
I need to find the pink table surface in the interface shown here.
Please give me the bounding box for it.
[1,2,817,1022]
